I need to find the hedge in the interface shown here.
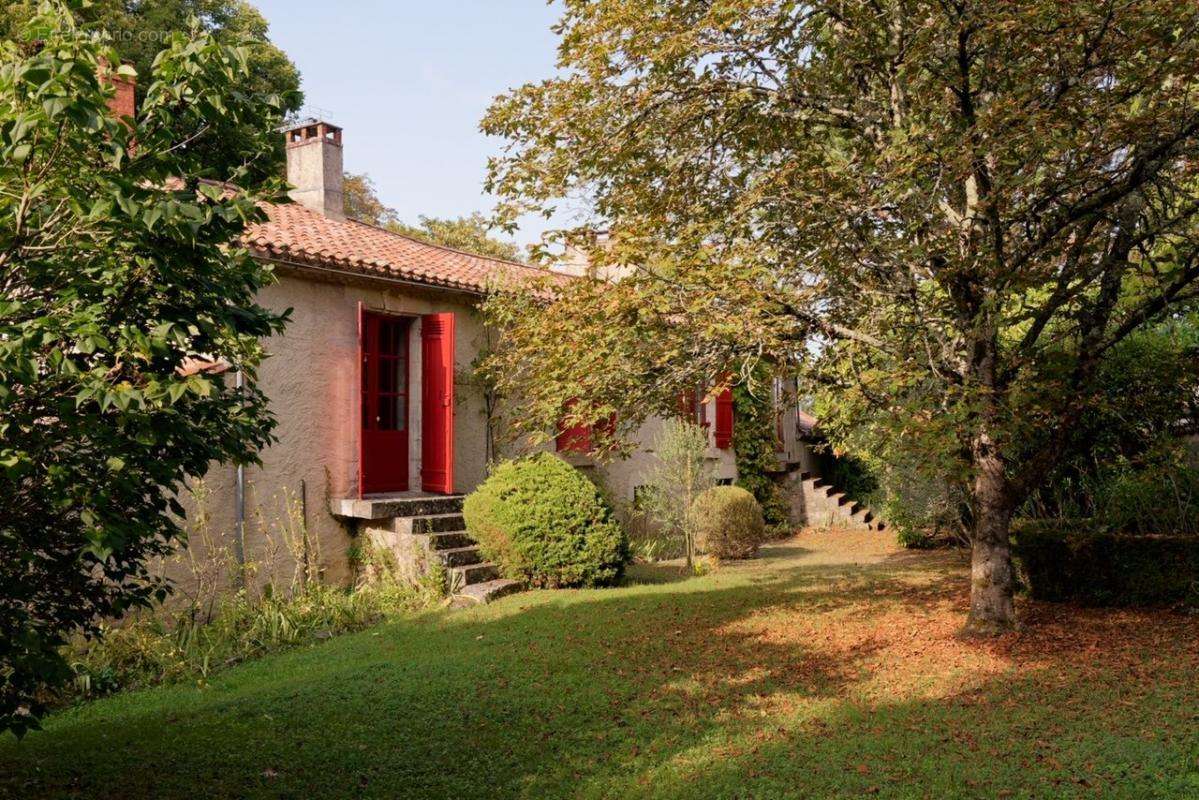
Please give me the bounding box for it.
[1010,519,1199,607]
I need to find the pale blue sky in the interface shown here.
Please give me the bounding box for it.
[253,0,563,247]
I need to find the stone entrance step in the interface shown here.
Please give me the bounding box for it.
[334,493,523,605]
[436,545,483,568]
[411,513,467,534]
[787,471,887,533]
[450,561,500,587]
[452,578,524,606]
[428,531,474,550]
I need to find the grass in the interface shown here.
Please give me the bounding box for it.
[2,530,1197,799]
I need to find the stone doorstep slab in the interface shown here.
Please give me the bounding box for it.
[331,493,466,521]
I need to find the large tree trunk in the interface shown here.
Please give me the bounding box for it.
[964,432,1017,634]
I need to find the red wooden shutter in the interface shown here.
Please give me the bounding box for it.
[714,387,734,449]
[676,387,708,428]
[556,398,592,453]
[356,302,366,498]
[420,313,455,493]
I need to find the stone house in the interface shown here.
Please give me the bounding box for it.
[182,117,866,602]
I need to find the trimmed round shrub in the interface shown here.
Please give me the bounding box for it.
[691,485,765,559]
[463,453,629,588]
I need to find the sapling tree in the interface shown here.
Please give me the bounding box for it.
[641,419,715,571]
[0,2,290,734]
[480,1,1199,632]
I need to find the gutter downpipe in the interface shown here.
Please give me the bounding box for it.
[234,369,247,586]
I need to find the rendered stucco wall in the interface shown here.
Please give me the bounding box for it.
[170,268,495,593]
[573,400,739,505]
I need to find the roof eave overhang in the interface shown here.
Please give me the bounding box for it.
[250,250,490,298]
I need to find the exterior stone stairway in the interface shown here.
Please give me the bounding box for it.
[335,494,523,605]
[784,471,886,532]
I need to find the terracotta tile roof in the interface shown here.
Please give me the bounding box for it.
[243,201,558,294]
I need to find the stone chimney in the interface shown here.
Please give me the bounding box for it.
[555,231,633,281]
[283,119,345,221]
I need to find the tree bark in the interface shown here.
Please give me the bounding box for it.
[964,431,1017,634]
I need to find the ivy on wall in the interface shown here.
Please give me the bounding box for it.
[731,380,790,527]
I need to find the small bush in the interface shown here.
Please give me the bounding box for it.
[463,453,629,588]
[1011,519,1199,607]
[895,527,937,549]
[691,486,766,560]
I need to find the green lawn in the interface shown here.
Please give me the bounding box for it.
[3,530,1197,800]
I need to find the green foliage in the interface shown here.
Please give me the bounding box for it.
[1011,520,1199,607]
[830,320,1199,549]
[824,455,879,509]
[876,463,971,550]
[342,171,398,226]
[463,453,629,588]
[0,0,302,179]
[341,171,523,261]
[1022,319,1199,521]
[0,3,289,736]
[814,373,975,550]
[479,0,1199,628]
[893,528,936,550]
[691,485,765,560]
[1099,468,1199,537]
[637,418,715,568]
[390,214,523,263]
[730,380,788,527]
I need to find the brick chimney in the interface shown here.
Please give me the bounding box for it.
[283,119,345,221]
[98,59,136,122]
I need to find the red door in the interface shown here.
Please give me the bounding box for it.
[360,309,410,495]
[421,313,455,493]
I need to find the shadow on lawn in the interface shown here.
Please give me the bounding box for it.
[2,548,1196,800]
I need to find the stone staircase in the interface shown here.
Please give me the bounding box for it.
[783,471,886,532]
[335,494,523,605]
